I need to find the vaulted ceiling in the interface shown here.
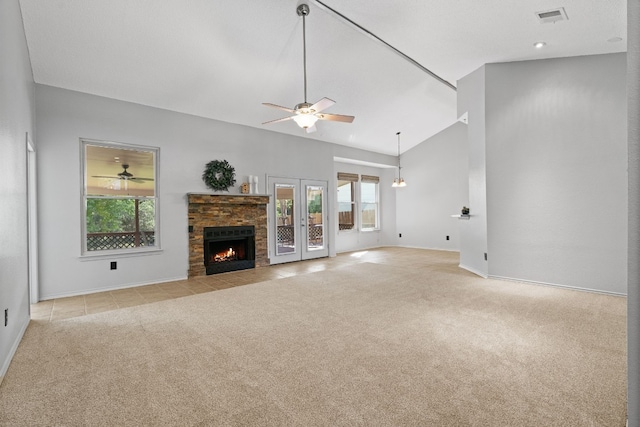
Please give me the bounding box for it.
[19,0,626,155]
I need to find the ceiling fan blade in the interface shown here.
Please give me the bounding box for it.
[305,125,317,134]
[262,103,295,113]
[262,116,294,125]
[92,175,118,179]
[310,97,335,113]
[316,113,355,123]
[130,177,154,182]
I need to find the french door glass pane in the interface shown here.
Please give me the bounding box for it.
[306,185,324,250]
[276,184,295,255]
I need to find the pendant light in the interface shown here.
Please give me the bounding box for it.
[392,131,407,187]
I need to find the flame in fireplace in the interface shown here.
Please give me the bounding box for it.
[213,247,237,262]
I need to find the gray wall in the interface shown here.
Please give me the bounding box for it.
[457,66,489,276]
[628,0,639,424]
[35,85,397,299]
[456,53,627,294]
[395,122,468,251]
[485,54,627,294]
[0,0,35,380]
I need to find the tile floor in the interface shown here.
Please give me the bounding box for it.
[31,247,416,323]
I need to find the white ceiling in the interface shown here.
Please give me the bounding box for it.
[19,0,626,155]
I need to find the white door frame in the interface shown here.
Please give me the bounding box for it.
[267,176,329,264]
[27,133,39,304]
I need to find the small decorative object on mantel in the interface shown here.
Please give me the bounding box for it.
[240,182,250,194]
[461,206,470,215]
[246,175,260,194]
[202,160,236,192]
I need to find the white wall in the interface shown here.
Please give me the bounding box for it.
[333,162,397,253]
[35,85,397,299]
[395,122,468,251]
[457,66,489,277]
[0,0,35,380]
[628,0,640,423]
[485,53,627,294]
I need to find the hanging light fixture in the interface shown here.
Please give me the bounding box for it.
[392,131,406,187]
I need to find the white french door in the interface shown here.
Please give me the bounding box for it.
[267,177,329,264]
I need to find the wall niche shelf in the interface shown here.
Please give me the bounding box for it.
[451,214,471,220]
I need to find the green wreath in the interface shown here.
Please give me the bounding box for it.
[202,159,236,191]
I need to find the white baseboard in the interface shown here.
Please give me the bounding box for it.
[336,244,384,255]
[338,245,460,255]
[0,315,30,386]
[489,274,627,297]
[459,263,488,278]
[395,244,460,253]
[39,275,188,301]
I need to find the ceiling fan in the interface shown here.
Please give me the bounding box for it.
[92,164,154,183]
[262,3,354,134]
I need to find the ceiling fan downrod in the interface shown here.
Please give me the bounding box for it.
[297,4,310,104]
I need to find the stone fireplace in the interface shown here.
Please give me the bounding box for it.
[188,194,269,277]
[204,225,255,275]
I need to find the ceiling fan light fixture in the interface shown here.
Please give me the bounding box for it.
[292,113,319,129]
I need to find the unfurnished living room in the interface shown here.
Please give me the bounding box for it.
[1,1,638,426]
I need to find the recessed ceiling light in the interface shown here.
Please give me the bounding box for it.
[534,41,547,49]
[608,37,623,43]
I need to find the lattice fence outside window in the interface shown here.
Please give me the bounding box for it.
[87,232,155,251]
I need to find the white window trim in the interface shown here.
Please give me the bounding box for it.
[337,179,357,233]
[80,138,161,257]
[359,179,380,232]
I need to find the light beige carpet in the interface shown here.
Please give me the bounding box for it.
[0,262,627,426]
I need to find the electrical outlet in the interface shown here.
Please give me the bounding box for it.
[398,233,402,238]
[446,235,450,240]
[110,261,117,270]
[4,309,7,327]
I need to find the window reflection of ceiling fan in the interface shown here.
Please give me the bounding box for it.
[92,164,154,183]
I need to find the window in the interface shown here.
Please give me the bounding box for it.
[360,175,379,231]
[337,172,358,231]
[82,140,158,254]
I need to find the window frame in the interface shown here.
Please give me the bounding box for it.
[337,173,358,232]
[359,175,380,232]
[80,139,160,257]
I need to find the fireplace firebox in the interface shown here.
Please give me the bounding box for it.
[204,226,255,275]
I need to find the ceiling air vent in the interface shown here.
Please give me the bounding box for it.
[535,7,568,24]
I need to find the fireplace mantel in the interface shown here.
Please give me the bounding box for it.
[188,193,270,277]
[188,193,271,205]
